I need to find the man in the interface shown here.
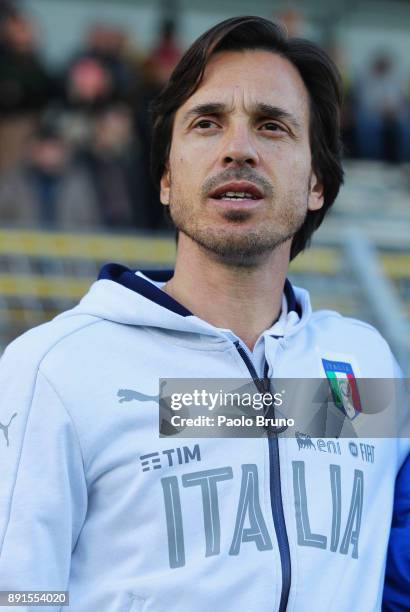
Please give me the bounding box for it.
[0,16,407,612]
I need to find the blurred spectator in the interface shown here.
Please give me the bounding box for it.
[133,56,169,231]
[67,56,114,108]
[328,43,356,158]
[277,9,303,37]
[0,123,101,229]
[0,9,57,170]
[64,23,137,110]
[148,19,182,87]
[0,9,55,114]
[85,23,138,100]
[60,54,115,149]
[131,18,183,232]
[60,23,142,152]
[352,53,410,163]
[77,103,145,228]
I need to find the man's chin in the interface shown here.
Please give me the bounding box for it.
[179,227,286,267]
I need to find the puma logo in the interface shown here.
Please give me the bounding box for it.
[117,381,167,404]
[0,412,17,447]
[117,382,180,436]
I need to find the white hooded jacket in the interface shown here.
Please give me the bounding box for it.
[0,265,408,612]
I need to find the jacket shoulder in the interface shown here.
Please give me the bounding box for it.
[1,313,102,375]
[310,309,386,339]
[307,309,398,376]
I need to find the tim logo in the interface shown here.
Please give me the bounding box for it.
[296,432,316,450]
[140,444,201,473]
[0,412,17,447]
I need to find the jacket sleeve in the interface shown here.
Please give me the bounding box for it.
[0,344,88,610]
[383,451,410,610]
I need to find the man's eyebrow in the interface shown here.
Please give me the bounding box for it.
[182,101,302,131]
[253,103,303,131]
[182,103,228,123]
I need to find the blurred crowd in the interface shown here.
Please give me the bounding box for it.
[0,4,409,233]
[0,3,181,232]
[341,52,410,165]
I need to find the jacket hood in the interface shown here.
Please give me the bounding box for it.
[59,263,312,340]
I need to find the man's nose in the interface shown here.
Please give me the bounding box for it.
[221,125,259,167]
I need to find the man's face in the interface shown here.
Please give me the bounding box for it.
[160,50,323,266]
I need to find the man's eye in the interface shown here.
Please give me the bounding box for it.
[194,120,217,129]
[261,122,286,132]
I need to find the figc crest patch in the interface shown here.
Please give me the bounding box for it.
[322,359,362,420]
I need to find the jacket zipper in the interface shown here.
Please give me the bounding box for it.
[234,340,291,612]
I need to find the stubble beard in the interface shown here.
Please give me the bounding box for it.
[168,177,310,268]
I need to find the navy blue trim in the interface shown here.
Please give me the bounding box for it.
[268,436,292,612]
[98,263,193,317]
[234,342,291,612]
[98,264,300,321]
[284,278,301,318]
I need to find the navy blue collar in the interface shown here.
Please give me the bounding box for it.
[98,263,300,319]
[99,263,191,316]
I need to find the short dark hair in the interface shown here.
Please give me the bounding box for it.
[150,15,344,260]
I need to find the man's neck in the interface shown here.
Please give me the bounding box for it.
[163,234,291,351]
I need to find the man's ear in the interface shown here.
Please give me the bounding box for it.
[308,171,324,212]
[160,165,170,206]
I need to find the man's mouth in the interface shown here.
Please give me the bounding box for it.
[214,191,258,201]
[209,181,264,202]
